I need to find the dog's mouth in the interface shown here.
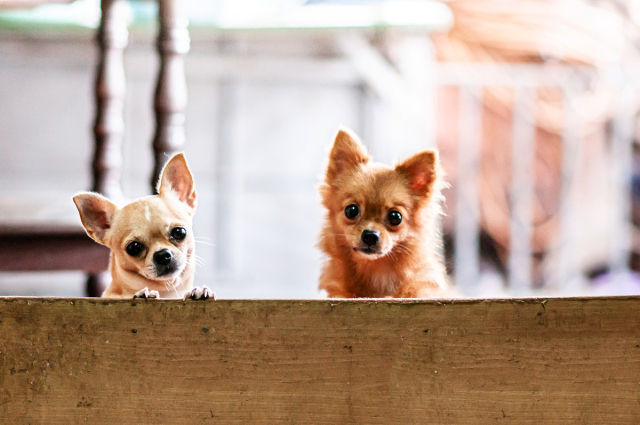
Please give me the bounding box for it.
[353,246,389,260]
[353,243,398,259]
[354,247,378,255]
[155,264,178,277]
[142,262,186,281]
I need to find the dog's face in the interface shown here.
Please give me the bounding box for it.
[105,195,194,281]
[321,129,439,261]
[74,153,197,282]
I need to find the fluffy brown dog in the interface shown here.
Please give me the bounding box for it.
[318,128,447,298]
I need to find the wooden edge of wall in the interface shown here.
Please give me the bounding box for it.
[1,296,639,424]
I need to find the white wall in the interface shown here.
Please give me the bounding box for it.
[0,27,365,298]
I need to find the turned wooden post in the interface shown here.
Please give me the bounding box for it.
[92,0,128,200]
[89,0,129,297]
[151,0,190,192]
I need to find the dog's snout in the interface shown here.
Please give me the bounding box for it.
[361,230,380,247]
[153,249,173,266]
[152,248,180,277]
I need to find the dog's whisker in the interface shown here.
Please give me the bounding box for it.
[195,241,215,247]
[171,276,180,297]
[395,247,409,256]
[392,244,413,258]
[190,260,203,269]
[397,243,415,254]
[187,253,205,269]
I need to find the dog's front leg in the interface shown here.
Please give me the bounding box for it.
[393,281,443,298]
[320,280,358,298]
[133,287,160,299]
[391,282,421,298]
[183,286,216,300]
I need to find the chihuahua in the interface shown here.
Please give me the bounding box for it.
[318,128,447,298]
[73,153,213,300]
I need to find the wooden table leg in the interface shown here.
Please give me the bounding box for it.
[151,0,191,192]
[93,0,129,200]
[88,0,129,296]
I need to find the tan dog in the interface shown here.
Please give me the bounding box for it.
[74,153,213,300]
[318,128,447,298]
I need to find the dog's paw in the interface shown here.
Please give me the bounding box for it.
[183,286,216,301]
[133,287,160,299]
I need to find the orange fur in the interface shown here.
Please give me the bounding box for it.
[318,128,447,298]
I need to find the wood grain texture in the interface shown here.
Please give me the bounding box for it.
[1,297,639,424]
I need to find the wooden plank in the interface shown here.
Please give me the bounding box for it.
[555,86,582,289]
[395,35,438,149]
[0,0,73,9]
[436,63,594,87]
[0,233,109,272]
[455,86,482,294]
[3,297,639,423]
[337,33,417,111]
[508,88,536,295]
[609,84,634,273]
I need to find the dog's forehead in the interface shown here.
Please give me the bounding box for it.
[113,196,188,231]
[339,164,411,206]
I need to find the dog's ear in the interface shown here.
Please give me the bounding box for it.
[158,152,197,211]
[326,128,370,183]
[395,150,438,197]
[73,192,117,244]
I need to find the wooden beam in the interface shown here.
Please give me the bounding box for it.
[1,297,640,423]
[0,232,109,272]
[508,87,536,295]
[609,79,634,274]
[554,85,583,289]
[455,86,482,294]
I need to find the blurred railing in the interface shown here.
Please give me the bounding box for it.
[437,63,636,296]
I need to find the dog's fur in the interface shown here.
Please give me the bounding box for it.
[318,128,447,298]
[74,153,211,299]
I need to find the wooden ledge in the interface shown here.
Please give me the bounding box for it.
[1,297,640,423]
[0,232,109,272]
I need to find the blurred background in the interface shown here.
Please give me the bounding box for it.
[1,0,640,298]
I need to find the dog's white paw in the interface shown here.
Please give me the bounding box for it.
[133,287,160,299]
[183,286,216,301]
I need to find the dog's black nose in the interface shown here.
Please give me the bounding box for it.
[153,249,173,266]
[361,230,380,247]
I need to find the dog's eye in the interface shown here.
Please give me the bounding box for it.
[126,241,144,257]
[388,211,402,226]
[344,204,359,220]
[171,227,187,241]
